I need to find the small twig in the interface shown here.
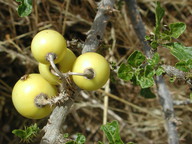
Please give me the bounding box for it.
[62,0,71,35]
[173,99,192,105]
[103,80,110,143]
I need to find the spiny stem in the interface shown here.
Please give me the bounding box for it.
[35,92,69,107]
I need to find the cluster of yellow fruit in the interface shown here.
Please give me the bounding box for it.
[12,30,110,119]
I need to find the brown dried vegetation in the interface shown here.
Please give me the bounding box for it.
[0,0,192,143]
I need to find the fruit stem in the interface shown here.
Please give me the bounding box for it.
[47,53,95,80]
[47,53,66,80]
[67,68,95,79]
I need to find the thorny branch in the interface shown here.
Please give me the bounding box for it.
[82,0,115,53]
[125,0,179,144]
[161,65,192,86]
[162,65,186,80]
[40,0,115,143]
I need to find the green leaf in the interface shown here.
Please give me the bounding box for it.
[156,67,165,76]
[145,35,151,41]
[140,88,156,98]
[12,129,26,139]
[175,61,189,72]
[145,65,156,77]
[76,133,86,144]
[145,34,155,42]
[137,76,154,89]
[118,64,134,81]
[148,53,160,67]
[150,41,159,49]
[160,32,171,41]
[16,0,32,17]
[63,133,69,138]
[136,65,155,88]
[127,51,146,67]
[155,2,165,38]
[169,22,186,38]
[176,59,192,72]
[12,123,39,143]
[100,121,124,144]
[164,42,192,61]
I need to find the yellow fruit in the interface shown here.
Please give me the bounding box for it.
[72,52,110,91]
[12,74,57,119]
[31,29,67,64]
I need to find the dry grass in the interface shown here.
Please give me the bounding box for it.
[0,0,192,144]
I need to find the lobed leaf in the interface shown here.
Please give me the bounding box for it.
[136,76,154,89]
[150,41,159,49]
[127,51,146,67]
[16,0,32,17]
[175,59,192,72]
[76,133,86,144]
[12,129,26,139]
[136,65,155,88]
[100,121,124,144]
[147,53,160,67]
[118,64,134,81]
[169,22,186,38]
[12,123,39,143]
[164,42,192,61]
[156,67,165,76]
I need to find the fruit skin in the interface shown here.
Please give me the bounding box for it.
[72,52,110,91]
[12,74,57,119]
[31,29,67,64]
[38,48,77,85]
